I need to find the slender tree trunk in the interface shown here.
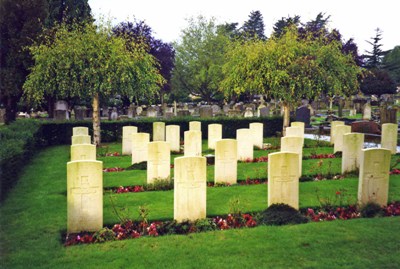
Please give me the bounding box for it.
[92,93,101,145]
[4,97,17,124]
[282,102,290,136]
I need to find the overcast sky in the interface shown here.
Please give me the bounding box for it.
[88,0,399,54]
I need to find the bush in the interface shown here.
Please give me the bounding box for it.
[261,203,309,226]
[360,202,384,218]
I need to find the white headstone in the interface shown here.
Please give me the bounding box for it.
[153,122,165,141]
[132,133,150,164]
[72,135,91,145]
[358,148,391,206]
[268,152,299,209]
[281,136,303,176]
[291,122,305,137]
[249,122,264,149]
[215,139,237,184]
[330,121,345,145]
[381,123,398,154]
[244,107,254,118]
[166,125,181,153]
[73,127,88,136]
[184,130,202,156]
[333,125,351,153]
[189,121,201,131]
[208,124,222,150]
[67,160,103,233]
[122,126,138,155]
[342,133,364,174]
[147,141,170,184]
[285,126,304,147]
[236,128,253,161]
[71,144,96,161]
[174,156,207,222]
[363,103,372,120]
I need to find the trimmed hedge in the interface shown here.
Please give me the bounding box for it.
[37,116,283,145]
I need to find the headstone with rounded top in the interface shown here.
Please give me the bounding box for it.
[208,124,222,150]
[236,128,253,161]
[122,126,138,155]
[184,130,202,156]
[71,144,96,161]
[189,121,201,131]
[333,125,351,153]
[215,139,237,184]
[166,125,181,153]
[132,133,150,164]
[330,121,345,145]
[249,122,264,149]
[281,136,303,176]
[342,133,364,173]
[153,122,165,141]
[147,141,170,184]
[381,123,398,154]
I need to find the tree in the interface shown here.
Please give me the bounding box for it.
[221,27,361,133]
[113,20,175,104]
[241,10,266,40]
[46,0,92,27]
[171,16,230,102]
[23,22,164,145]
[0,0,48,123]
[273,15,301,38]
[362,28,386,69]
[383,46,400,85]
[360,69,397,97]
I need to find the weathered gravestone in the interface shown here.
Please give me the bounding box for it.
[333,125,351,153]
[342,133,364,174]
[73,106,86,120]
[189,121,201,131]
[215,139,237,184]
[285,126,304,147]
[358,148,391,206]
[184,130,202,156]
[351,121,381,135]
[281,136,303,176]
[153,122,165,141]
[147,141,170,184]
[243,107,254,118]
[71,144,96,161]
[211,105,221,116]
[174,156,207,222]
[380,107,397,124]
[166,125,181,153]
[381,123,398,154]
[259,106,270,117]
[363,103,372,120]
[67,160,103,233]
[249,122,264,149]
[295,106,311,127]
[330,121,345,145]
[199,106,213,118]
[132,133,150,164]
[54,100,69,120]
[236,128,253,161]
[146,107,158,117]
[71,135,91,145]
[127,104,136,118]
[208,124,222,150]
[73,127,88,136]
[177,110,190,117]
[268,152,299,209]
[122,126,138,155]
[110,108,118,120]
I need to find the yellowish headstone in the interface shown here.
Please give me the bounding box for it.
[381,123,398,154]
[71,135,91,145]
[153,122,165,141]
[236,128,253,161]
[184,130,202,156]
[285,126,304,147]
[208,124,222,150]
[330,121,345,145]
[67,160,103,233]
[358,148,391,206]
[71,144,96,161]
[268,152,299,209]
[215,139,237,184]
[291,122,305,137]
[174,156,207,222]
[122,126,138,155]
[73,127,88,136]
[342,133,364,173]
[333,125,351,153]
[249,122,264,149]
[281,136,303,176]
[147,141,170,184]
[189,121,201,131]
[132,133,150,164]
[166,125,181,153]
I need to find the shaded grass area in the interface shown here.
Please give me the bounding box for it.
[1,141,400,269]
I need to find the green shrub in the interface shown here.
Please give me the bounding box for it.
[261,203,309,226]
[194,218,217,232]
[360,202,384,218]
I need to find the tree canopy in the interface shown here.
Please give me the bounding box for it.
[241,10,266,40]
[383,46,400,85]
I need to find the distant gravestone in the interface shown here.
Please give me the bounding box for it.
[177,110,190,117]
[281,136,303,176]
[127,104,136,118]
[73,106,86,120]
[174,156,207,222]
[333,125,351,153]
[132,133,150,164]
[243,107,254,118]
[67,160,103,233]
[71,144,96,161]
[342,133,364,174]
[166,125,181,153]
[184,130,202,156]
[330,121,345,145]
[208,124,222,150]
[349,108,357,116]
[189,121,201,131]
[215,139,237,184]
[136,106,143,116]
[268,152,299,209]
[146,107,158,117]
[362,103,372,120]
[381,123,398,154]
[236,128,253,161]
[211,105,221,115]
[259,106,270,117]
[295,106,311,127]
[351,121,381,135]
[358,148,391,206]
[223,104,230,114]
[71,135,91,145]
[147,141,170,184]
[73,127,88,136]
[249,122,263,149]
[110,108,118,120]
[153,122,165,141]
[199,106,213,118]
[122,126,138,155]
[380,107,397,124]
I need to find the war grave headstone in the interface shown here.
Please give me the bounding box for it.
[341,133,364,174]
[189,121,201,131]
[122,126,138,155]
[236,128,253,161]
[184,130,202,157]
[215,139,237,184]
[166,125,181,153]
[249,122,264,149]
[333,125,351,153]
[285,126,304,147]
[208,124,222,150]
[73,127,88,136]
[281,136,303,176]
[72,135,91,145]
[71,144,96,161]
[153,122,165,141]
[381,123,398,154]
[132,133,150,164]
[174,156,207,222]
[330,121,345,145]
[147,141,170,184]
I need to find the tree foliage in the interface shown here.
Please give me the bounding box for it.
[23,22,164,144]
[383,46,400,85]
[241,10,266,40]
[360,69,397,97]
[171,16,230,102]
[362,28,386,69]
[46,0,92,27]
[273,15,301,38]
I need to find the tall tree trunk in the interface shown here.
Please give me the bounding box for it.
[92,93,101,145]
[282,102,290,136]
[4,96,17,124]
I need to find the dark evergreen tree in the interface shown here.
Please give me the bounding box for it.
[362,28,386,69]
[241,10,266,40]
[46,0,92,27]
[360,69,397,97]
[272,15,301,38]
[383,46,400,85]
[217,22,240,39]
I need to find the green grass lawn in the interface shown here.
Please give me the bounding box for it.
[1,139,400,269]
